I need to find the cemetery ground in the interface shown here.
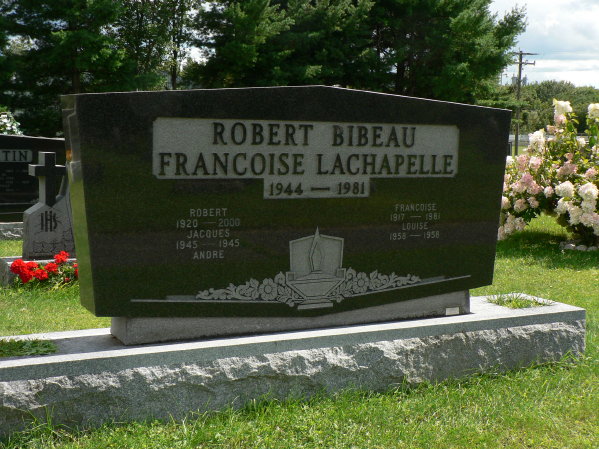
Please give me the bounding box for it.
[0,215,597,448]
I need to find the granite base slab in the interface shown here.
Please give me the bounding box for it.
[112,291,470,345]
[0,296,586,439]
[0,257,22,286]
[0,223,23,241]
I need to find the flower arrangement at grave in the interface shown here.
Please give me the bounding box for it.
[0,110,22,135]
[10,251,78,286]
[499,100,599,247]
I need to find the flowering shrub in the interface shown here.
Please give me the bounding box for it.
[500,100,599,246]
[0,110,22,135]
[10,251,78,286]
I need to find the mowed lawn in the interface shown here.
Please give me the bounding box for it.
[0,215,597,448]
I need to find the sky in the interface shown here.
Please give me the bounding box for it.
[489,0,599,88]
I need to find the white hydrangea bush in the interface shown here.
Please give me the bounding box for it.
[0,110,22,135]
[500,100,599,245]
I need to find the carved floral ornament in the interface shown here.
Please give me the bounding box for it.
[197,268,422,307]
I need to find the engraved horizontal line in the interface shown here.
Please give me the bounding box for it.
[310,187,331,191]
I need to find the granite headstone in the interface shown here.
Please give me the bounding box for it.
[21,152,76,259]
[0,135,65,222]
[62,86,510,337]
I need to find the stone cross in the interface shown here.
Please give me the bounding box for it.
[21,151,75,259]
[28,152,66,207]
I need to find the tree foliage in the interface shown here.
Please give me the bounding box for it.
[163,0,196,90]
[186,0,295,88]
[0,0,132,136]
[367,0,525,102]
[1,0,527,136]
[108,0,195,91]
[187,0,525,104]
[521,81,599,133]
[108,0,170,90]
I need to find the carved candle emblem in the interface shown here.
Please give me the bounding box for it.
[310,228,324,273]
[286,228,346,309]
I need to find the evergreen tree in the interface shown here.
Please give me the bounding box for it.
[367,0,525,102]
[187,0,293,88]
[255,0,374,87]
[0,0,132,136]
[188,0,524,104]
[187,0,373,88]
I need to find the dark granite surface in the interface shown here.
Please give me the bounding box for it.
[0,135,66,222]
[61,86,510,318]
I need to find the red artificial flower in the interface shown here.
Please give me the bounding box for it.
[18,269,33,283]
[44,262,59,274]
[32,269,49,281]
[54,251,70,264]
[64,277,71,282]
[74,268,79,279]
[11,259,38,283]
[10,259,26,275]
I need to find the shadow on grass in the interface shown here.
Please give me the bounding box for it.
[497,229,598,271]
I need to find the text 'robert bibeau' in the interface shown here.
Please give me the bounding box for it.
[154,120,459,179]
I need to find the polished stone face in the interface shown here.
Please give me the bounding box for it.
[62,86,510,317]
[0,135,65,221]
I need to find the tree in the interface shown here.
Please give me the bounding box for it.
[0,13,8,87]
[366,0,526,102]
[522,81,599,133]
[98,0,196,90]
[255,0,374,87]
[187,0,293,88]
[108,0,171,90]
[0,0,133,136]
[186,0,374,88]
[163,0,196,89]
[187,0,524,104]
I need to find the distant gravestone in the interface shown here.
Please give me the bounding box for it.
[21,152,75,259]
[62,86,510,343]
[0,135,65,222]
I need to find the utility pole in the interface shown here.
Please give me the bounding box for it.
[512,50,537,155]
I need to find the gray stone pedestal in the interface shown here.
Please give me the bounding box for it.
[0,223,23,240]
[112,291,470,345]
[0,296,586,438]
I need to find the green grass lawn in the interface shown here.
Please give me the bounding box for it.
[0,215,597,448]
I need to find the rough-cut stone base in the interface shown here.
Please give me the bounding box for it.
[0,223,23,241]
[0,297,586,438]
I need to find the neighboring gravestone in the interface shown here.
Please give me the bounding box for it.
[61,86,510,343]
[21,152,76,259]
[0,134,65,222]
